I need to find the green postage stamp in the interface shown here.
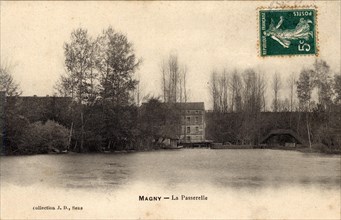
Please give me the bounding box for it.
[259,8,317,56]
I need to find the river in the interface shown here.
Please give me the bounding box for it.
[1,149,340,219]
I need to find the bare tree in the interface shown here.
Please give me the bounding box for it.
[161,60,168,102]
[182,65,188,103]
[272,72,282,112]
[287,72,297,128]
[220,70,229,113]
[160,54,188,103]
[229,70,243,112]
[168,54,180,103]
[242,69,264,113]
[209,70,219,111]
[0,63,22,96]
[287,73,296,112]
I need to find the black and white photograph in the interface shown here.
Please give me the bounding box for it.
[0,1,340,219]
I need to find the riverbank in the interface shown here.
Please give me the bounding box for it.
[210,143,341,155]
[0,146,180,156]
[272,145,341,155]
[1,143,340,156]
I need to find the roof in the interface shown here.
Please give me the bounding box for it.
[140,102,205,110]
[260,129,306,144]
[174,102,205,110]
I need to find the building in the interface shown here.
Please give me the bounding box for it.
[5,95,72,123]
[176,102,205,144]
[259,129,305,147]
[139,101,206,146]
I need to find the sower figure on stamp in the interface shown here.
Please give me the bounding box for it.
[264,16,314,48]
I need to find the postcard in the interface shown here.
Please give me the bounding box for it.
[1,1,340,219]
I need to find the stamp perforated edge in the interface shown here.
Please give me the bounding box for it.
[257,5,319,58]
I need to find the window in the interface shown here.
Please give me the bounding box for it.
[187,117,190,123]
[187,127,190,134]
[196,127,199,132]
[195,116,199,123]
[187,136,191,141]
[196,110,199,114]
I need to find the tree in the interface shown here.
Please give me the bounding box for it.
[95,27,141,150]
[0,64,22,96]
[182,65,188,103]
[63,28,97,104]
[209,70,219,111]
[242,69,265,113]
[139,97,181,148]
[62,28,96,152]
[132,72,143,106]
[96,27,140,105]
[56,27,141,152]
[334,73,341,104]
[297,69,314,149]
[218,70,229,113]
[209,69,230,113]
[272,72,281,112]
[229,70,243,112]
[312,59,333,109]
[297,69,314,110]
[287,73,297,128]
[160,54,188,103]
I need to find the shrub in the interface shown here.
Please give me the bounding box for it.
[19,120,70,154]
[314,126,341,153]
[3,114,30,154]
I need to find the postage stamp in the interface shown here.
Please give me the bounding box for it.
[259,8,317,56]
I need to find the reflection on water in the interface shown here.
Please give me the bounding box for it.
[1,149,340,219]
[1,149,340,190]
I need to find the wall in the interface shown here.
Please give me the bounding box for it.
[179,109,205,143]
[5,96,72,125]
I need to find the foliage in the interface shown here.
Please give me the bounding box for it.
[138,97,181,148]
[312,60,333,108]
[206,59,340,153]
[96,27,140,105]
[19,120,69,154]
[61,28,97,104]
[3,114,30,154]
[334,74,341,104]
[296,69,314,110]
[54,27,141,152]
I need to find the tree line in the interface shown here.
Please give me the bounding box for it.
[1,25,340,154]
[209,60,340,113]
[207,59,341,152]
[1,27,189,154]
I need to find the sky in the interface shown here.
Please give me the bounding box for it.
[1,1,340,109]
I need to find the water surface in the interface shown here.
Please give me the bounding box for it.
[1,149,340,219]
